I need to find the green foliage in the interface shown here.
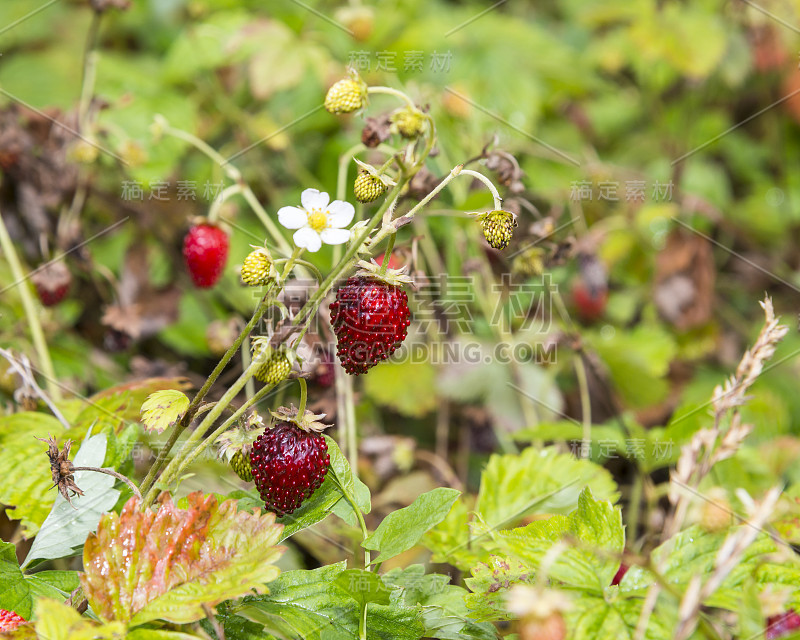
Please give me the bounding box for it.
[364,487,460,564]
[140,390,190,434]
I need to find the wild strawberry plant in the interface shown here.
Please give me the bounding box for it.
[1,4,800,640]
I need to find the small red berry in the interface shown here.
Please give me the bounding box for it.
[31,261,71,307]
[250,416,330,516]
[0,609,27,632]
[571,279,607,322]
[767,611,800,640]
[611,563,628,586]
[183,223,229,288]
[329,276,411,375]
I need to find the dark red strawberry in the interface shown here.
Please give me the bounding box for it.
[182,223,229,288]
[31,261,71,307]
[611,563,628,586]
[0,609,26,632]
[330,273,411,375]
[250,407,330,516]
[571,279,607,322]
[767,611,800,640]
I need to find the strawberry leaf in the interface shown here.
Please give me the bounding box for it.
[240,563,424,640]
[0,541,31,619]
[363,487,460,564]
[140,390,190,434]
[80,492,285,625]
[491,488,625,592]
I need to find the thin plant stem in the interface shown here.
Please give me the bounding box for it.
[0,210,61,402]
[167,382,275,484]
[242,335,255,400]
[297,377,308,415]
[78,11,101,131]
[378,233,396,276]
[459,169,503,209]
[574,353,591,458]
[139,296,272,498]
[72,466,141,499]
[142,358,262,506]
[367,86,416,109]
[344,372,358,473]
[158,121,292,256]
[208,184,244,223]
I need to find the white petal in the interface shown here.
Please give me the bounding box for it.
[320,228,351,245]
[300,188,329,212]
[293,227,322,252]
[277,206,308,229]
[326,200,355,228]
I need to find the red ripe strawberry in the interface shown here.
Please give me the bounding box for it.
[250,407,331,516]
[330,268,411,375]
[767,611,800,640]
[31,261,71,307]
[0,609,26,632]
[182,223,229,288]
[571,279,607,322]
[611,563,628,586]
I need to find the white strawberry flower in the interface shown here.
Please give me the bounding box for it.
[277,188,355,252]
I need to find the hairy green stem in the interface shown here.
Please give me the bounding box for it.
[143,357,263,506]
[167,382,275,485]
[0,210,61,401]
[459,169,503,210]
[367,85,416,109]
[139,296,272,499]
[297,377,308,415]
[158,121,292,256]
[377,233,396,277]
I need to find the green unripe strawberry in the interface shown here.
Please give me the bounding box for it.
[391,106,426,139]
[230,450,253,482]
[478,209,518,250]
[354,170,386,203]
[324,70,368,114]
[241,247,277,287]
[254,349,292,385]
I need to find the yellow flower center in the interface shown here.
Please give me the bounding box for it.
[307,209,328,233]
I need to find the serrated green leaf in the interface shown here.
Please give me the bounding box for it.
[140,390,190,434]
[476,446,618,529]
[242,563,424,640]
[567,595,672,640]
[364,488,460,564]
[463,556,534,623]
[0,412,66,536]
[23,434,120,568]
[80,492,285,625]
[0,541,31,620]
[493,488,625,591]
[382,566,497,640]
